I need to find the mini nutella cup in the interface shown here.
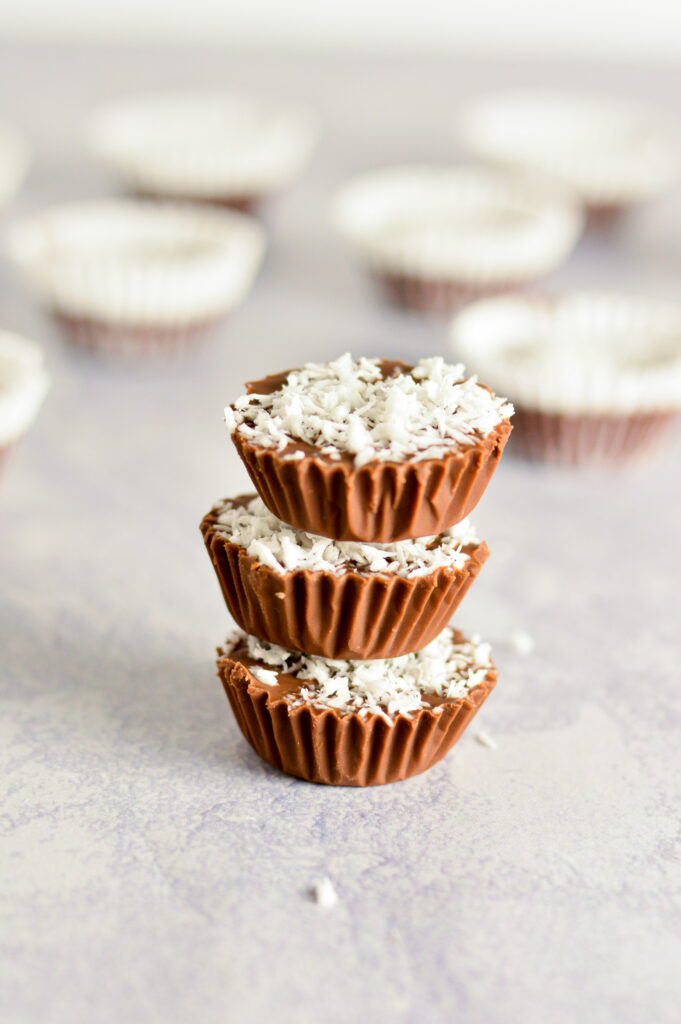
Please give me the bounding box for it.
[331,164,582,312]
[450,291,681,466]
[458,92,680,225]
[6,199,266,357]
[0,331,49,472]
[201,494,489,659]
[218,627,497,786]
[88,92,316,212]
[225,355,513,542]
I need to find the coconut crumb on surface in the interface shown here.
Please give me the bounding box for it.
[225,354,513,466]
[229,628,493,720]
[475,730,498,750]
[211,494,479,577]
[312,878,338,909]
[506,628,535,656]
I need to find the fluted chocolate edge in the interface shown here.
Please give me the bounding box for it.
[54,311,222,358]
[200,502,489,659]
[217,650,498,786]
[231,421,512,542]
[510,407,678,466]
[374,272,524,314]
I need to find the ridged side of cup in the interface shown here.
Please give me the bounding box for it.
[201,509,489,659]
[231,421,512,542]
[217,652,497,786]
[54,312,223,359]
[375,272,524,314]
[511,407,678,465]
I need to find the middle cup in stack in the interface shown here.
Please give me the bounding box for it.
[202,354,514,786]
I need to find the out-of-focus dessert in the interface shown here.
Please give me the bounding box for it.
[88,92,316,212]
[451,291,681,465]
[331,165,582,312]
[0,332,49,473]
[458,92,680,226]
[6,199,266,357]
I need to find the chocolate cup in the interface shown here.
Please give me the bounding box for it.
[217,639,497,786]
[374,273,526,315]
[201,499,489,659]
[232,422,511,542]
[231,363,511,541]
[54,312,222,358]
[511,407,679,466]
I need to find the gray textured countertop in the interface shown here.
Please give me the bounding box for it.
[2,45,680,1024]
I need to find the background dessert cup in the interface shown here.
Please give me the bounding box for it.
[88,92,316,213]
[458,92,681,228]
[6,199,266,358]
[331,164,582,312]
[201,495,489,659]
[226,355,513,541]
[450,291,681,465]
[0,331,50,474]
[218,628,497,786]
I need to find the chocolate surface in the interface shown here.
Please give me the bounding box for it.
[201,496,489,659]
[375,273,523,314]
[511,407,678,465]
[230,362,512,541]
[54,311,223,357]
[217,637,497,786]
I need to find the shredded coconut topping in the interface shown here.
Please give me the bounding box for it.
[211,495,479,577]
[233,628,493,721]
[225,354,513,466]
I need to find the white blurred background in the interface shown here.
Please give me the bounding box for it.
[1,0,680,60]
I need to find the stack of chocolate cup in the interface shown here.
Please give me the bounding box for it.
[201,359,513,786]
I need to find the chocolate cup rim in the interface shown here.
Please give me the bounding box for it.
[200,496,488,585]
[230,419,512,541]
[217,641,498,725]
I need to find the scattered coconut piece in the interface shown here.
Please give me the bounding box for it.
[475,730,498,750]
[312,878,338,909]
[506,628,535,655]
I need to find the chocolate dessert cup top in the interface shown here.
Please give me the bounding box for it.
[206,494,481,577]
[222,626,494,722]
[225,355,513,541]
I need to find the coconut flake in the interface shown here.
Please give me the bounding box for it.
[506,628,535,656]
[312,878,338,908]
[226,355,512,466]
[211,495,480,577]
[234,628,493,720]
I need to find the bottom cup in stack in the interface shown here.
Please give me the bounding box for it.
[201,492,497,786]
[218,630,496,787]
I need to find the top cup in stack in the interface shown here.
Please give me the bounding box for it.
[203,354,514,785]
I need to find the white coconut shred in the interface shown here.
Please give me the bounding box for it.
[235,628,493,720]
[211,495,480,577]
[224,354,513,467]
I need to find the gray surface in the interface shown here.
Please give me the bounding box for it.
[1,44,681,1024]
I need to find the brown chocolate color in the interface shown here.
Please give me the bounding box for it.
[54,312,223,358]
[200,496,489,659]
[230,361,513,541]
[375,273,525,314]
[217,634,497,786]
[511,407,678,465]
[135,190,266,214]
